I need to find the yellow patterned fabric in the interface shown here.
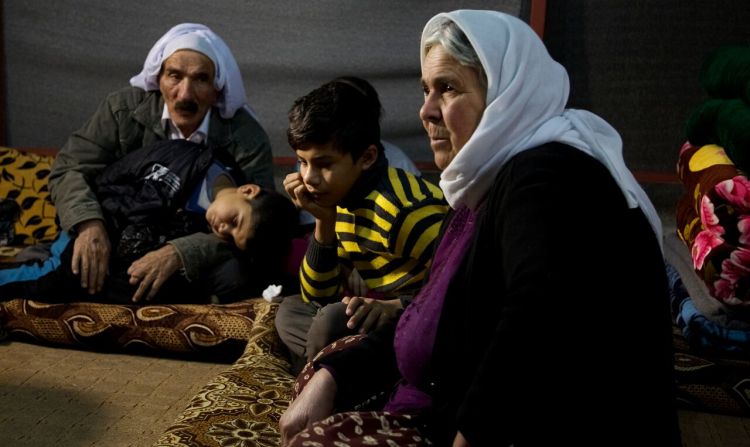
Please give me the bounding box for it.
[0,147,59,244]
[154,301,294,446]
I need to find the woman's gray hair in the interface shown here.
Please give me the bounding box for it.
[422,17,487,88]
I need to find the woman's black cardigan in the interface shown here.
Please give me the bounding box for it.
[319,143,680,446]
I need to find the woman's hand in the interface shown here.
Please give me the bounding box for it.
[341,296,402,334]
[72,219,111,294]
[280,368,337,446]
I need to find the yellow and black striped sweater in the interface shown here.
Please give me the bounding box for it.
[300,167,448,304]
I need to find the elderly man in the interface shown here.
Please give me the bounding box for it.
[49,23,274,302]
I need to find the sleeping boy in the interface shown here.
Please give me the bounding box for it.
[0,139,298,304]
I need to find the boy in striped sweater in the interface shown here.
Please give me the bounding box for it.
[276,77,448,373]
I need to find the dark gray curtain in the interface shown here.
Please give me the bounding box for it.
[544,0,750,175]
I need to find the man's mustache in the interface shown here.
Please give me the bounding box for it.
[175,101,199,114]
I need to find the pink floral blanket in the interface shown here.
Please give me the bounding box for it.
[677,141,750,307]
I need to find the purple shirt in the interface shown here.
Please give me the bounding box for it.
[385,206,479,414]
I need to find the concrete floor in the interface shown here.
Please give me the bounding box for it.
[0,341,228,447]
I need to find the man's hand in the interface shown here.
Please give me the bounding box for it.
[283,172,336,222]
[72,219,111,294]
[280,368,337,446]
[341,296,402,334]
[127,244,183,303]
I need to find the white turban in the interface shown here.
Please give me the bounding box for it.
[130,23,255,119]
[422,10,662,243]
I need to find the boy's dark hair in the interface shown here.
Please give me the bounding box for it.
[287,76,384,161]
[245,188,299,268]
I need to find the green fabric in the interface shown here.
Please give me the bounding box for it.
[686,98,723,147]
[700,45,750,102]
[687,98,750,174]
[716,99,750,173]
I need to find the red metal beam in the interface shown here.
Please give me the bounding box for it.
[530,0,547,39]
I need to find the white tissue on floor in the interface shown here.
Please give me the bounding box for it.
[262,284,284,303]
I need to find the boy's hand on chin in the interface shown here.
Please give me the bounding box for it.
[305,200,336,223]
[283,172,335,221]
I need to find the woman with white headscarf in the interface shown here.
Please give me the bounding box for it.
[279,10,679,446]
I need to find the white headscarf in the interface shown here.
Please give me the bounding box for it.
[130,23,256,119]
[421,10,662,243]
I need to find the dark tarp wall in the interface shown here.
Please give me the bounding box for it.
[543,0,750,212]
[544,0,750,176]
[3,1,524,165]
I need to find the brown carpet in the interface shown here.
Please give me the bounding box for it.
[0,340,227,447]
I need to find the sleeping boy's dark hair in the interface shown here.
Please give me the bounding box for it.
[245,188,299,269]
[287,76,384,161]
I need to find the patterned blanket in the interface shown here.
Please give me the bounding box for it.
[0,298,272,362]
[153,300,293,447]
[676,141,750,307]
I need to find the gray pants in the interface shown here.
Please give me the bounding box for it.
[274,295,358,375]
